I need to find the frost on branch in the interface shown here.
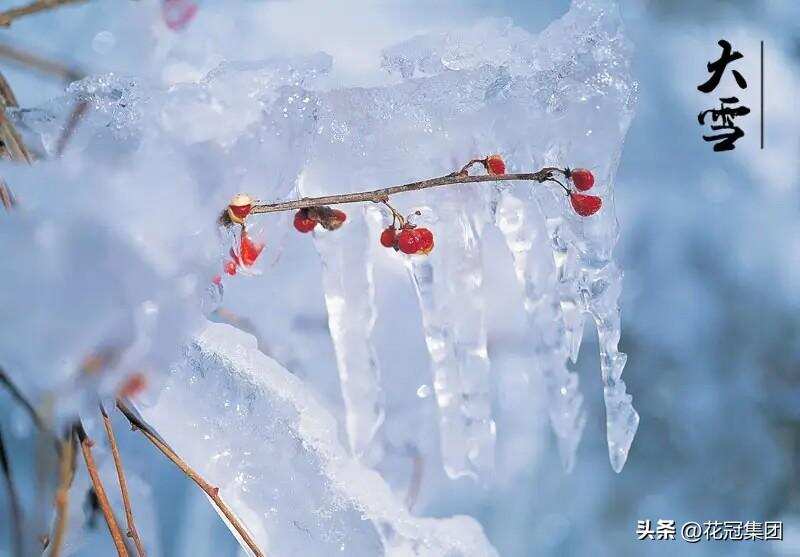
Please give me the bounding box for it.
[140,322,498,557]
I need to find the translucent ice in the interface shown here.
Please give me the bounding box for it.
[312,208,386,464]
[405,192,495,480]
[140,322,498,557]
[494,190,586,472]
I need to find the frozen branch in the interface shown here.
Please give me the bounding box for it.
[0,427,23,557]
[100,404,147,557]
[47,433,76,557]
[0,0,89,27]
[249,168,561,215]
[115,399,266,557]
[74,422,130,556]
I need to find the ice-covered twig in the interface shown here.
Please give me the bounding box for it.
[249,167,563,215]
[0,427,23,557]
[115,399,266,557]
[0,71,30,164]
[48,433,76,557]
[100,404,147,557]
[0,42,83,82]
[0,367,48,435]
[0,0,89,27]
[74,422,130,556]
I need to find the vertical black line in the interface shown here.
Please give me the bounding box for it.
[760,40,764,149]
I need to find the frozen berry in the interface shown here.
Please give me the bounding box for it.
[228,193,253,224]
[212,274,222,286]
[415,227,434,254]
[163,0,198,31]
[118,373,147,399]
[294,209,317,233]
[570,193,602,216]
[569,168,594,191]
[240,233,264,266]
[398,227,434,255]
[329,209,347,227]
[486,154,506,176]
[224,259,238,276]
[380,226,397,248]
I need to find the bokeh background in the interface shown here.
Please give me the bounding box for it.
[1,1,798,556]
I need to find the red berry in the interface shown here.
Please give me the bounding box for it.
[224,259,238,275]
[118,373,147,399]
[330,209,347,226]
[397,228,419,254]
[570,168,594,191]
[486,154,506,176]
[570,193,602,217]
[163,0,198,31]
[240,233,264,266]
[398,227,434,255]
[415,228,434,254]
[380,227,397,248]
[212,274,222,285]
[294,210,317,233]
[228,193,253,224]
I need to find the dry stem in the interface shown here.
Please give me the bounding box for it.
[74,422,129,556]
[48,432,76,557]
[249,168,561,215]
[115,399,266,557]
[100,404,146,557]
[0,41,82,82]
[0,427,23,557]
[0,0,89,27]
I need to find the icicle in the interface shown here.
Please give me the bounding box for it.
[313,208,385,464]
[406,202,495,480]
[546,217,586,364]
[582,261,639,473]
[494,190,586,471]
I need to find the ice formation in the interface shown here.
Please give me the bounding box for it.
[0,0,639,555]
[140,322,498,557]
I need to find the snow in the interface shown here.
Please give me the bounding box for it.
[141,322,498,557]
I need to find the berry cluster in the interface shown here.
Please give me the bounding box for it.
[293,206,347,233]
[380,224,434,255]
[565,168,601,216]
[217,156,603,284]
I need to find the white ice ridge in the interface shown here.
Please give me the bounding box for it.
[140,322,498,557]
[406,195,494,480]
[494,191,586,472]
[313,208,385,464]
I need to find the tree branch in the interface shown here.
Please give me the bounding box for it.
[0,41,83,82]
[249,168,559,215]
[0,0,89,27]
[100,404,146,557]
[74,422,129,556]
[0,426,23,557]
[47,432,76,557]
[115,399,266,557]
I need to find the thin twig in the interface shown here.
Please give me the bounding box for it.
[0,70,18,107]
[0,0,89,27]
[0,41,82,82]
[100,404,146,557]
[0,70,31,164]
[0,427,23,557]
[55,99,88,156]
[48,432,76,557]
[115,399,266,557]
[249,168,560,215]
[74,422,129,557]
[0,366,46,432]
